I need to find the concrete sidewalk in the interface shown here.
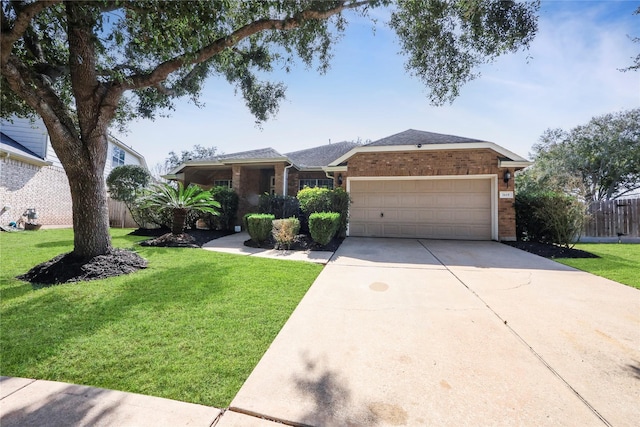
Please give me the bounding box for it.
[225,238,640,426]
[202,232,334,264]
[0,377,221,427]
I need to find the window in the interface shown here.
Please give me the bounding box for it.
[112,146,125,167]
[299,178,334,190]
[213,180,232,188]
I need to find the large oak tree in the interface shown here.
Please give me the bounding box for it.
[1,0,538,260]
[518,108,640,201]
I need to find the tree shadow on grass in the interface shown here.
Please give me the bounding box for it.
[33,239,74,249]
[0,261,233,385]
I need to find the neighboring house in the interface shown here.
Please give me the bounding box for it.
[0,117,147,227]
[168,129,531,241]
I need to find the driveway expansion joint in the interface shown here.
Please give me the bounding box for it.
[0,378,36,400]
[417,239,613,427]
[226,406,303,427]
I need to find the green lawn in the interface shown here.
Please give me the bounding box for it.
[0,228,322,407]
[555,243,640,289]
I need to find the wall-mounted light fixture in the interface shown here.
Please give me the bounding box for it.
[337,173,343,186]
[503,170,512,188]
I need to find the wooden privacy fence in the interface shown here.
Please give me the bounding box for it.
[584,198,640,238]
[108,198,138,228]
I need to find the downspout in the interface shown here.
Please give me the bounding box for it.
[283,163,294,196]
[325,170,335,185]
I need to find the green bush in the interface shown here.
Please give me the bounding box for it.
[515,191,587,247]
[297,187,350,236]
[106,165,151,227]
[258,194,299,219]
[207,186,239,230]
[309,212,340,246]
[330,187,350,237]
[272,217,300,250]
[246,214,275,243]
[242,213,253,231]
[129,198,172,229]
[297,187,332,215]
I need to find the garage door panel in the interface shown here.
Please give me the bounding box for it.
[349,178,492,240]
[399,194,418,207]
[383,195,399,205]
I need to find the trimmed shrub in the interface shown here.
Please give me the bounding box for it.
[515,191,587,247]
[258,194,299,219]
[272,217,300,250]
[309,212,340,246]
[207,186,239,230]
[297,187,351,235]
[246,214,275,243]
[298,187,332,215]
[330,187,350,237]
[242,213,253,231]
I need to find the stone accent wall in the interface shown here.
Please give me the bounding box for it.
[347,149,517,241]
[0,157,73,226]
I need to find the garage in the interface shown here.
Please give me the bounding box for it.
[348,177,494,240]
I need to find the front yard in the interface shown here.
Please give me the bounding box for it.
[555,243,640,289]
[0,228,322,407]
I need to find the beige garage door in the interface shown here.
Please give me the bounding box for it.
[349,179,492,240]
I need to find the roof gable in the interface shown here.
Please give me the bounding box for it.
[215,147,285,161]
[366,129,482,146]
[329,129,530,167]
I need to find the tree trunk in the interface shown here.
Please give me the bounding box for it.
[48,127,113,259]
[172,208,188,235]
[68,164,112,258]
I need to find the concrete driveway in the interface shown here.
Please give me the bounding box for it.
[221,238,640,426]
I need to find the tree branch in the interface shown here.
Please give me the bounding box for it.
[1,0,61,66]
[121,0,372,91]
[3,56,80,145]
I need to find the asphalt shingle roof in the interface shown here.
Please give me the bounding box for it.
[285,141,360,168]
[365,129,483,147]
[212,147,286,161]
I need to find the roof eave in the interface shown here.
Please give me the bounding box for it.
[221,157,290,164]
[323,165,348,172]
[328,142,530,167]
[0,147,52,166]
[108,135,148,169]
[499,160,533,169]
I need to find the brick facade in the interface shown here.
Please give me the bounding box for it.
[0,157,73,226]
[348,148,501,177]
[347,149,517,241]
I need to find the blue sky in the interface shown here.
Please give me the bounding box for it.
[115,1,640,168]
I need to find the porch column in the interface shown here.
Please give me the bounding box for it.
[232,165,242,194]
[274,163,285,196]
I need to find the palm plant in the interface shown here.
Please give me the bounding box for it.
[141,182,220,235]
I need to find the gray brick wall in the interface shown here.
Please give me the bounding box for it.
[0,157,73,226]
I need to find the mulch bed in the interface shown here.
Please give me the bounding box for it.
[502,241,599,259]
[18,248,148,286]
[244,234,344,252]
[133,228,231,248]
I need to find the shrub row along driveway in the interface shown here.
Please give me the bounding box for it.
[223,238,640,426]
